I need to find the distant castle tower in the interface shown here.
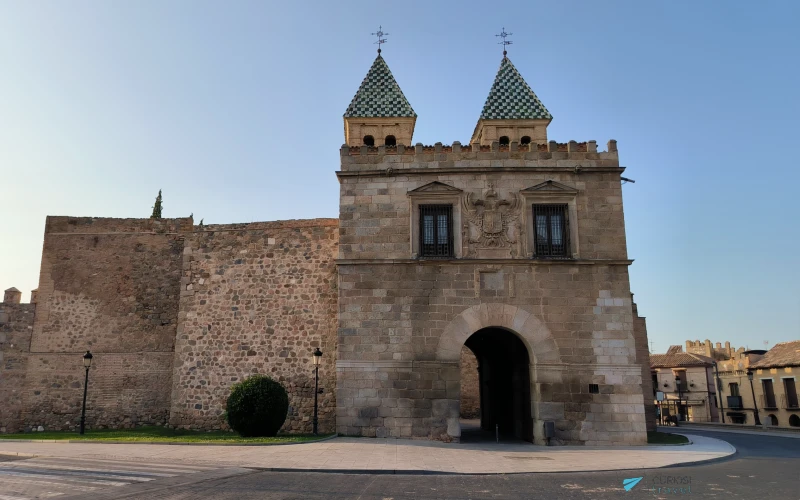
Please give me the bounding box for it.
[3,287,21,304]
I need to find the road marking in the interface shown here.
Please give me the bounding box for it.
[0,457,220,500]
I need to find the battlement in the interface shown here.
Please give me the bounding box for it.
[197,218,339,232]
[685,339,744,360]
[45,216,194,234]
[339,140,620,173]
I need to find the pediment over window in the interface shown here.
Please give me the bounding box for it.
[408,181,463,195]
[520,180,578,194]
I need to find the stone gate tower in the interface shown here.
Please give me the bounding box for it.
[336,53,652,445]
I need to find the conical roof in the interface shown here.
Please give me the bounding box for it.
[479,57,552,120]
[344,55,416,118]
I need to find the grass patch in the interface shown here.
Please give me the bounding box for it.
[0,426,335,444]
[647,431,689,445]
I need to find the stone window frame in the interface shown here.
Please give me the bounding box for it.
[407,182,463,259]
[520,180,580,259]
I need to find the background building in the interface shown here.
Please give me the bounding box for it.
[717,341,800,428]
[651,340,800,429]
[651,346,718,423]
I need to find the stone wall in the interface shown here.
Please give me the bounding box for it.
[21,217,191,430]
[632,296,656,431]
[0,301,35,433]
[170,219,339,434]
[336,141,650,445]
[459,346,480,419]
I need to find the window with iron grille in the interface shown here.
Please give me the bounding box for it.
[532,204,570,258]
[419,204,453,258]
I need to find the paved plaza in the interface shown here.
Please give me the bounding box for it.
[8,429,800,499]
[0,433,733,475]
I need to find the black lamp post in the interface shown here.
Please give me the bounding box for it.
[312,347,323,435]
[713,362,725,423]
[79,351,93,435]
[675,375,683,422]
[747,368,762,426]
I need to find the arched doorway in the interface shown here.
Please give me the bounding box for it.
[461,327,533,442]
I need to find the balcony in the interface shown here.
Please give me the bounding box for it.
[727,396,743,409]
[760,395,778,410]
[781,394,800,410]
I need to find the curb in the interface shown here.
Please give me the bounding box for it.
[0,434,339,447]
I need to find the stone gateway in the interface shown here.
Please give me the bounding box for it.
[0,52,655,445]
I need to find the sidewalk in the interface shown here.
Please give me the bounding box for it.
[0,434,735,474]
[667,424,800,439]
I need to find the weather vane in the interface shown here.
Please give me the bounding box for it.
[496,27,512,56]
[372,25,389,54]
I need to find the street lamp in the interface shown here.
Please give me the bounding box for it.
[312,347,323,435]
[675,375,683,421]
[713,362,725,423]
[79,351,93,435]
[747,368,762,426]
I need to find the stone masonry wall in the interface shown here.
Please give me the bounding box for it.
[336,141,650,445]
[22,217,191,430]
[632,296,656,431]
[0,301,35,433]
[170,219,339,433]
[459,346,480,419]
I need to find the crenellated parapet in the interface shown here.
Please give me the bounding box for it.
[339,140,620,173]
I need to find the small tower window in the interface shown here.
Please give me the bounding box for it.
[384,135,396,146]
[363,135,375,147]
[520,136,531,145]
[499,136,510,145]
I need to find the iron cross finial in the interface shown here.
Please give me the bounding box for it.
[372,25,389,54]
[496,27,513,57]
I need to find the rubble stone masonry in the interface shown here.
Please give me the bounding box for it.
[169,219,338,433]
[21,217,191,430]
[0,140,651,446]
[0,301,35,433]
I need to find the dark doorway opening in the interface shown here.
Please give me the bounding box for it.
[461,328,533,443]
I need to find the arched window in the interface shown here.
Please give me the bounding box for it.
[790,414,800,427]
[768,414,779,426]
[363,135,375,147]
[384,135,396,146]
[520,136,531,145]
[499,136,510,145]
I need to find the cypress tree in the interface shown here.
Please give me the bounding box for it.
[151,190,163,219]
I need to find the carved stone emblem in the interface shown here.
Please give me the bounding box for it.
[462,187,521,257]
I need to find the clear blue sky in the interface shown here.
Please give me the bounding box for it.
[1,1,798,353]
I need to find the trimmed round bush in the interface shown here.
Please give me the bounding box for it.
[225,374,289,437]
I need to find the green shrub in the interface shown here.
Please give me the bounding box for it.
[225,375,289,437]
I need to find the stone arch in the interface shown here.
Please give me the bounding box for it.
[435,303,559,364]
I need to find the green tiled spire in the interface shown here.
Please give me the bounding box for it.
[479,57,552,120]
[344,55,417,118]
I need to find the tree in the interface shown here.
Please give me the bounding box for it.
[151,190,163,219]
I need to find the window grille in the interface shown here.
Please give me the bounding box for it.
[420,204,453,258]
[532,204,570,258]
[588,384,599,394]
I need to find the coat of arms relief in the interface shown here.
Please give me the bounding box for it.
[462,186,523,258]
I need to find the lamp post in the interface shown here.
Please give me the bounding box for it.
[79,351,93,435]
[312,347,323,435]
[675,375,683,422]
[747,368,762,426]
[713,362,725,423]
